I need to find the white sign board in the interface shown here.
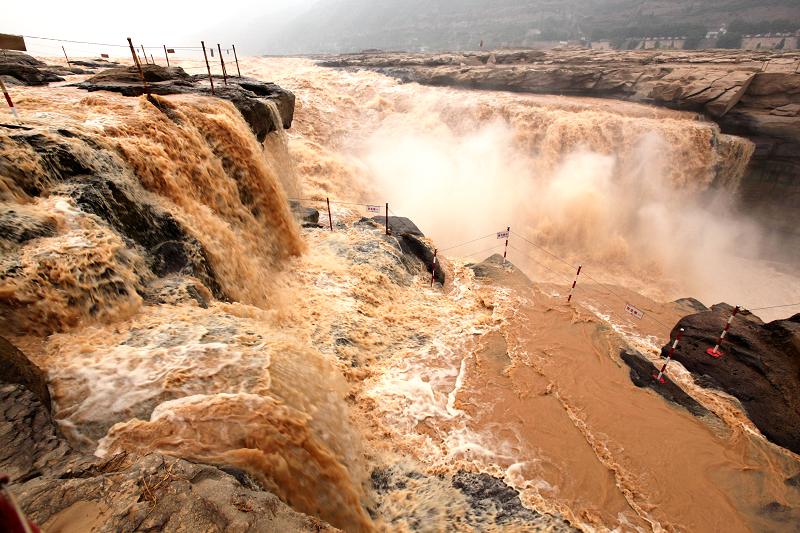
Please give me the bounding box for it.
[496,231,509,239]
[625,303,644,320]
[366,205,381,214]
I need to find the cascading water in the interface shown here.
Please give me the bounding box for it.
[2,56,799,533]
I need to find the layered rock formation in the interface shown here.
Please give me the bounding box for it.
[320,48,800,244]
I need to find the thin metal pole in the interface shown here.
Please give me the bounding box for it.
[62,46,71,66]
[567,265,582,302]
[385,203,390,235]
[217,43,228,85]
[707,306,739,358]
[654,328,684,383]
[326,198,333,231]
[232,44,241,77]
[502,226,510,264]
[150,53,155,65]
[430,249,438,287]
[126,37,149,95]
[163,45,170,67]
[201,41,215,95]
[0,77,18,118]
[141,45,148,64]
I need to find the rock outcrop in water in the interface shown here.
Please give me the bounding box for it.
[0,51,70,85]
[75,64,295,141]
[321,48,800,245]
[661,304,800,454]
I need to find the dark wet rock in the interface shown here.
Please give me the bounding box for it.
[452,471,538,525]
[786,472,800,489]
[370,215,423,236]
[470,254,533,289]
[143,276,212,309]
[0,206,57,251]
[398,233,444,285]
[619,349,713,419]
[370,465,574,530]
[289,200,320,226]
[662,304,800,454]
[0,338,51,412]
[4,131,97,196]
[356,216,445,285]
[75,64,295,141]
[66,176,225,300]
[0,383,336,532]
[2,128,226,301]
[759,500,800,524]
[0,51,64,85]
[69,59,120,68]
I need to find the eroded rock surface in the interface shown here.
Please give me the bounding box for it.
[661,304,800,454]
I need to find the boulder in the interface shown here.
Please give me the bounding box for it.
[66,176,225,300]
[370,215,423,236]
[0,205,57,252]
[367,216,446,285]
[0,51,64,85]
[75,65,295,141]
[661,304,800,454]
[289,200,320,226]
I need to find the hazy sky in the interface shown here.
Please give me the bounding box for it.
[3,0,313,54]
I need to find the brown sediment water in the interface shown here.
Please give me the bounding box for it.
[3,56,799,532]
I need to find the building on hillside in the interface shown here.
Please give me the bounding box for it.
[636,37,687,50]
[590,39,612,50]
[706,24,728,40]
[741,32,799,50]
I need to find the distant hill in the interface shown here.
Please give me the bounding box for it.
[245,0,800,54]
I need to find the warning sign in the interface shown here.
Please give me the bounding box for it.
[625,303,644,320]
[366,205,381,213]
[100,53,109,58]
[167,48,175,54]
[496,231,509,239]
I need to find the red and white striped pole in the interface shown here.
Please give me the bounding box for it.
[502,226,510,264]
[567,264,582,302]
[0,78,18,119]
[430,249,438,287]
[706,306,739,359]
[654,327,684,384]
